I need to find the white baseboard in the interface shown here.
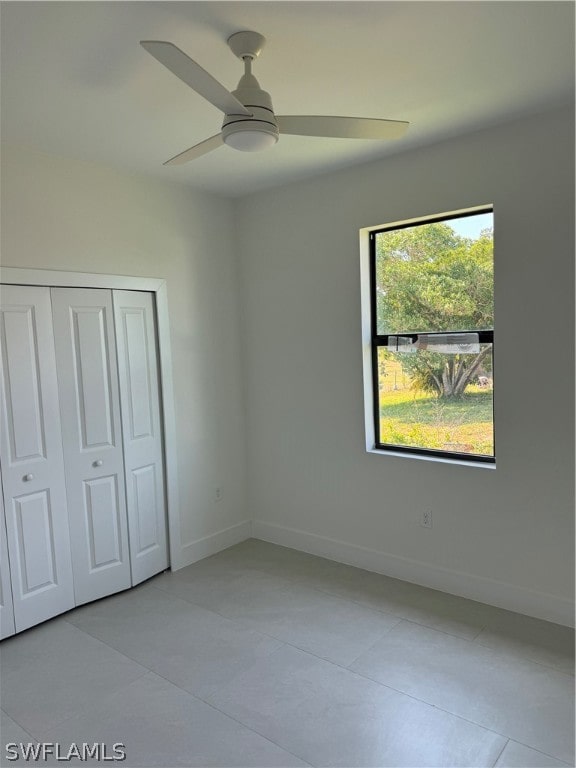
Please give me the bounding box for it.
[252,520,574,628]
[175,520,252,570]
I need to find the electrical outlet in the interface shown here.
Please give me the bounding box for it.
[421,510,432,528]
[215,486,223,502]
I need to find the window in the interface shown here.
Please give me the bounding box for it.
[368,208,494,463]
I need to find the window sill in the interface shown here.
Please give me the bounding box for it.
[366,447,496,469]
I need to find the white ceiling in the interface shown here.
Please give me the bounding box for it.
[1,1,574,197]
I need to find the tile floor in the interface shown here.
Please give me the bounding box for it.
[1,539,574,767]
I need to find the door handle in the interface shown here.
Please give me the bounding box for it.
[92,460,103,467]
[23,473,34,481]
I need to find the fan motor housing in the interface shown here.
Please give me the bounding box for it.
[222,86,279,151]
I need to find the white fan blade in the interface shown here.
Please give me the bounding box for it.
[164,134,224,166]
[141,41,251,117]
[277,116,409,140]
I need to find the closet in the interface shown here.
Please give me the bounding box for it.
[0,285,168,638]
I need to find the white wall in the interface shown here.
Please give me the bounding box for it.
[1,146,250,567]
[237,106,575,625]
[2,107,574,626]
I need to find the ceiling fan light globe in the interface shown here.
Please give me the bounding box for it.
[224,129,278,152]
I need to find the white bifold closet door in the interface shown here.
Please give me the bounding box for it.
[51,288,132,605]
[0,285,75,632]
[113,291,168,585]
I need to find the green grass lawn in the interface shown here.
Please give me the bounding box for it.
[379,387,494,455]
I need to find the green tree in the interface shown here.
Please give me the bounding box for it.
[375,222,493,398]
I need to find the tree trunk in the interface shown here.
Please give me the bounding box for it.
[439,347,491,398]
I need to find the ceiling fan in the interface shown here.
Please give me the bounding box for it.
[141,31,409,166]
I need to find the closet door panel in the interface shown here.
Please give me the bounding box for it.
[52,288,131,605]
[0,285,74,631]
[132,464,158,552]
[0,489,15,639]
[13,491,56,590]
[1,306,45,460]
[84,475,125,569]
[113,291,168,584]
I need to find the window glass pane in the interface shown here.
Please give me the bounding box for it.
[374,212,494,335]
[377,344,494,457]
